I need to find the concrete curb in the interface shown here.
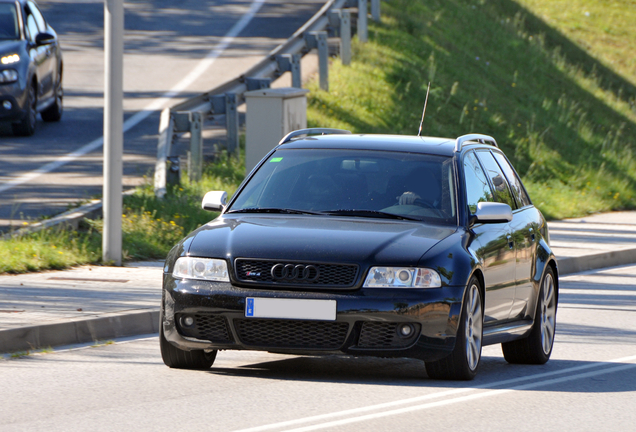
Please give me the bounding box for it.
[557,247,636,276]
[2,247,636,354]
[0,310,159,354]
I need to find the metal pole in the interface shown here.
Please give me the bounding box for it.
[291,54,302,88]
[340,9,351,66]
[371,0,380,22]
[103,0,123,266]
[189,111,203,182]
[358,0,368,43]
[225,93,239,154]
[317,31,328,91]
[154,107,173,198]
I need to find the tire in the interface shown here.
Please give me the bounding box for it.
[12,82,37,136]
[160,323,217,370]
[41,82,63,122]
[502,266,557,364]
[425,276,483,380]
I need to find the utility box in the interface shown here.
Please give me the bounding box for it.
[245,87,309,173]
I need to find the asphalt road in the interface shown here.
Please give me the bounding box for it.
[0,0,326,231]
[1,264,635,431]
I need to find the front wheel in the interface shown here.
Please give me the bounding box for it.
[502,266,557,364]
[160,323,217,370]
[425,276,483,380]
[12,83,37,136]
[41,84,63,122]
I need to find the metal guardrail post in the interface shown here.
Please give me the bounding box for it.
[276,54,302,88]
[317,32,329,91]
[358,0,368,42]
[371,0,380,22]
[154,107,174,198]
[225,93,239,154]
[291,53,302,88]
[306,31,329,91]
[188,111,203,182]
[340,9,352,65]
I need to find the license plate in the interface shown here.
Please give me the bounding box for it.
[245,297,336,321]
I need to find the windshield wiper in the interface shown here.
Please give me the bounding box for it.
[226,207,326,215]
[322,209,421,221]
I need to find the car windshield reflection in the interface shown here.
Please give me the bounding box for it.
[229,149,458,225]
[0,4,20,40]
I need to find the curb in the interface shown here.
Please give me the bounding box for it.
[2,248,636,355]
[557,247,636,276]
[0,310,159,355]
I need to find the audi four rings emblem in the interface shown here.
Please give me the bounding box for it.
[271,264,319,281]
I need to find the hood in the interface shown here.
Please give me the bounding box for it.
[0,40,24,56]
[187,215,456,267]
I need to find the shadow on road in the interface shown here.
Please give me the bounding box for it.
[206,353,636,393]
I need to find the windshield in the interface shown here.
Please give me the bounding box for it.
[229,149,457,225]
[0,4,20,40]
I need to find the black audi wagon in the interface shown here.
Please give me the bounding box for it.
[160,129,559,380]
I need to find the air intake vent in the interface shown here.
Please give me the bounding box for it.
[235,319,349,349]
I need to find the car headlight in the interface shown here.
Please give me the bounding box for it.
[1,54,20,65]
[0,69,19,83]
[364,267,441,288]
[172,257,229,282]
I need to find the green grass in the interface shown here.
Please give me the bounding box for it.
[0,151,245,274]
[306,0,636,219]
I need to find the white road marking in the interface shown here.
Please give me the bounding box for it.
[234,355,636,432]
[0,0,266,194]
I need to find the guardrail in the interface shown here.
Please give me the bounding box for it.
[154,0,381,198]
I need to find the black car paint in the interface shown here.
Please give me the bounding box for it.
[161,135,558,362]
[0,0,62,124]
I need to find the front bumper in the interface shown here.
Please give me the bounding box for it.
[0,80,26,122]
[162,275,465,362]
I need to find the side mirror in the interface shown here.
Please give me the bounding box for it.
[201,191,227,212]
[35,32,55,46]
[473,202,512,224]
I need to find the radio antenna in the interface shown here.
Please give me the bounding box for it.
[417,82,431,137]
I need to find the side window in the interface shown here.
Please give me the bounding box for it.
[25,13,38,42]
[463,152,494,214]
[27,1,46,32]
[492,152,532,208]
[476,151,516,209]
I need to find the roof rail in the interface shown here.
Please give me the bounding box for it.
[455,134,498,152]
[278,128,352,145]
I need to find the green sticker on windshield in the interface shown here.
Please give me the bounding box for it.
[270,157,283,163]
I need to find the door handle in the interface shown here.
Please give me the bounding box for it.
[507,235,514,250]
[529,227,536,242]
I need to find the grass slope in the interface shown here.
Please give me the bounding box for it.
[306,0,636,219]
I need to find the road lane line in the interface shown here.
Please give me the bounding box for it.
[0,0,266,194]
[233,355,636,432]
[281,362,636,432]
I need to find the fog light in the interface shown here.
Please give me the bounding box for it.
[181,315,195,328]
[2,101,11,110]
[399,324,414,337]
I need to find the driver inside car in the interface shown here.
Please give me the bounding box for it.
[397,169,440,207]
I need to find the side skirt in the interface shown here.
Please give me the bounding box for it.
[483,320,533,345]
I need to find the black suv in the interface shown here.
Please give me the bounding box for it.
[160,129,559,380]
[0,0,62,136]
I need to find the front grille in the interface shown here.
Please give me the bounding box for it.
[176,314,233,343]
[234,319,349,349]
[235,259,358,288]
[357,322,421,348]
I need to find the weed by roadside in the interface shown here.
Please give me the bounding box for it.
[0,150,245,274]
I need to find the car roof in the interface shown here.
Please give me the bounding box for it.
[278,134,495,157]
